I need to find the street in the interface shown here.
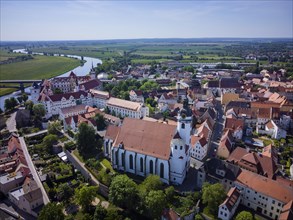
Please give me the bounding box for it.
[19,137,50,205]
[207,99,225,158]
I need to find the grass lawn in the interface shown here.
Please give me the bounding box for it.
[100,158,114,172]
[0,55,81,96]
[0,49,26,61]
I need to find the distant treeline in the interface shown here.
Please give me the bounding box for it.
[0,54,34,65]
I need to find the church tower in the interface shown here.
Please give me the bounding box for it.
[90,62,96,80]
[177,92,192,146]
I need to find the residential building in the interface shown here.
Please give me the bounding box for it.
[106,97,149,119]
[129,90,144,103]
[218,187,241,220]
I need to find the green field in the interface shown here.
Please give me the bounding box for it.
[0,55,81,96]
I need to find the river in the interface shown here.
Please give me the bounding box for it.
[0,49,102,110]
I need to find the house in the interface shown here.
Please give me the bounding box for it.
[196,158,241,190]
[219,78,241,95]
[234,169,293,220]
[217,129,234,159]
[218,187,241,220]
[9,177,44,217]
[227,147,277,179]
[104,101,193,185]
[263,120,287,140]
[221,93,240,106]
[279,200,293,220]
[129,90,144,103]
[106,97,149,119]
[190,135,208,161]
[225,118,244,140]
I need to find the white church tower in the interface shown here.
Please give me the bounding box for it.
[169,93,193,185]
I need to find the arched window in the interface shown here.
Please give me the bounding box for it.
[150,160,153,174]
[121,152,125,167]
[160,163,164,178]
[115,151,119,165]
[129,154,133,169]
[140,157,143,172]
[181,123,185,129]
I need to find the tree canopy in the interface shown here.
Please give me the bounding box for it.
[75,185,98,212]
[33,103,46,118]
[48,120,62,135]
[38,202,65,220]
[144,190,166,218]
[94,113,106,131]
[202,183,226,215]
[76,122,97,156]
[235,211,254,220]
[4,97,17,111]
[42,134,58,153]
[109,174,138,209]
[93,205,107,220]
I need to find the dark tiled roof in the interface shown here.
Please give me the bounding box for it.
[49,91,88,102]
[204,158,241,181]
[220,78,241,88]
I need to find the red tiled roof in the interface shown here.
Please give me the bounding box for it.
[220,187,240,211]
[113,118,176,160]
[79,79,101,91]
[225,118,244,130]
[236,169,293,204]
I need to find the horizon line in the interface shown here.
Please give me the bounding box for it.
[1,37,293,43]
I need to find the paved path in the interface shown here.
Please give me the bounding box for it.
[19,137,50,204]
[6,111,17,132]
[24,129,48,138]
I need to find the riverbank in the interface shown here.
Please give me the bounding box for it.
[0,55,82,96]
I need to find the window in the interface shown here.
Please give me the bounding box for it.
[160,163,164,178]
[180,146,182,150]
[220,211,223,215]
[224,214,227,217]
[129,154,133,169]
[121,152,125,167]
[271,207,274,210]
[277,209,279,213]
[278,203,281,207]
[181,123,185,129]
[247,203,250,207]
[150,160,154,174]
[272,200,275,204]
[140,157,143,172]
[175,145,177,150]
[270,213,272,217]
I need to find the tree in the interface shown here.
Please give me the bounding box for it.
[145,190,166,218]
[235,211,254,220]
[76,122,97,156]
[25,100,34,113]
[4,97,17,111]
[165,186,175,203]
[22,93,28,102]
[38,202,65,220]
[33,103,46,118]
[202,183,226,215]
[42,134,58,153]
[94,113,106,131]
[17,96,23,104]
[48,120,62,135]
[104,209,123,220]
[93,205,107,220]
[109,175,138,209]
[183,65,195,73]
[194,214,204,220]
[58,183,74,203]
[75,185,98,212]
[139,175,162,193]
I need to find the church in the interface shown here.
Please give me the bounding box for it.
[104,98,193,185]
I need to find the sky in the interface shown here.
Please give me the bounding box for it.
[1,0,292,41]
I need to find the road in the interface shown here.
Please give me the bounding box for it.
[19,137,50,205]
[6,111,17,132]
[207,99,225,158]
